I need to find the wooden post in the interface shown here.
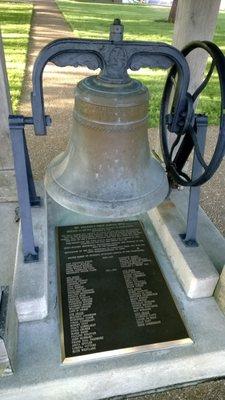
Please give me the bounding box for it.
[173,0,221,94]
[0,30,13,170]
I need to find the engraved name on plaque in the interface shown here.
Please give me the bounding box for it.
[56,221,191,363]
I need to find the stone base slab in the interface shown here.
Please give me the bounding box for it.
[214,266,225,314]
[148,200,219,298]
[0,286,18,377]
[0,170,17,203]
[13,186,48,322]
[1,188,225,398]
[170,188,225,272]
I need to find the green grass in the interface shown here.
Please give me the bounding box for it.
[0,2,33,112]
[57,0,225,127]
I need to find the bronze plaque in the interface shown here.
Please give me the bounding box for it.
[56,221,191,363]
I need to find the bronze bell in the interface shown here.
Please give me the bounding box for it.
[45,75,168,217]
[44,21,169,217]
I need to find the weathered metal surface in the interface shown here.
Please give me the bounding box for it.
[9,116,40,262]
[31,21,190,135]
[160,41,225,187]
[45,76,169,216]
[181,115,208,246]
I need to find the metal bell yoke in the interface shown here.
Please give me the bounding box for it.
[31,19,192,217]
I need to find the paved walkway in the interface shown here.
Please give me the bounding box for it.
[19,1,225,399]
[19,0,92,181]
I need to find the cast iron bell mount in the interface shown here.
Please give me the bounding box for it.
[8,19,225,262]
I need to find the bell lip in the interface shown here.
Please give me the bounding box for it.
[44,157,169,218]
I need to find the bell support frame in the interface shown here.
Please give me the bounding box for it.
[31,34,190,135]
[160,40,225,245]
[8,19,225,260]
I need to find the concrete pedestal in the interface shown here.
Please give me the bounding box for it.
[13,185,48,322]
[0,187,225,399]
[0,202,18,377]
[149,201,219,298]
[215,266,225,313]
[0,287,18,377]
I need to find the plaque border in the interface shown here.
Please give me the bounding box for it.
[62,337,192,365]
[56,227,66,362]
[55,221,193,364]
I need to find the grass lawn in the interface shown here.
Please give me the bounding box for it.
[57,0,225,127]
[0,2,33,112]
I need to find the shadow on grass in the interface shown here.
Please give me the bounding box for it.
[57,0,222,127]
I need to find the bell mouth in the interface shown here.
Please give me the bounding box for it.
[44,153,169,218]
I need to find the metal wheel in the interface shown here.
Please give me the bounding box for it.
[160,41,225,187]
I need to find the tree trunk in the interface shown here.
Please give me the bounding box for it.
[168,0,178,23]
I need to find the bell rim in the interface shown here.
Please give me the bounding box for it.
[44,156,169,218]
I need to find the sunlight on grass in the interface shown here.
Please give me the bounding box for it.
[1,0,223,125]
[57,0,225,127]
[0,3,33,112]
